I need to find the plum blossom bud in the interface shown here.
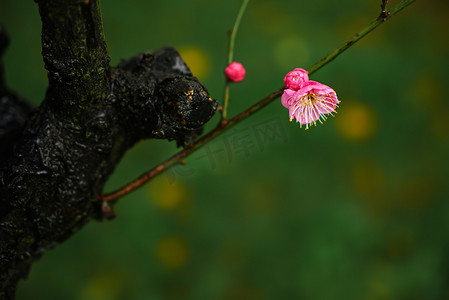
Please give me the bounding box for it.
[225,62,246,82]
[281,80,340,130]
[283,68,309,91]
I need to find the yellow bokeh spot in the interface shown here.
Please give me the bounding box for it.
[336,102,377,141]
[274,36,310,70]
[365,279,391,300]
[253,1,293,35]
[218,239,249,272]
[226,285,266,300]
[155,236,190,269]
[408,75,449,141]
[352,160,385,196]
[409,76,444,112]
[80,272,125,300]
[398,177,433,211]
[352,160,388,214]
[431,112,449,141]
[243,179,279,216]
[430,8,449,53]
[147,176,190,211]
[385,229,415,260]
[177,46,210,80]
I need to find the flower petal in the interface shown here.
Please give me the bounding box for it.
[225,62,246,82]
[316,94,338,114]
[281,88,296,108]
[283,68,309,91]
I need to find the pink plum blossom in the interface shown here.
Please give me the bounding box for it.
[225,62,246,82]
[283,68,309,91]
[282,80,340,129]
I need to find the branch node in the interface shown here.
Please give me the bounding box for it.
[101,200,116,220]
[377,10,391,21]
[377,0,390,21]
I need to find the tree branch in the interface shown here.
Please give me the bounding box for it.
[37,0,111,112]
[0,1,217,298]
[0,25,34,163]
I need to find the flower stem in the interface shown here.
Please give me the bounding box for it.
[222,0,250,121]
[99,0,416,204]
[228,0,250,65]
[222,80,230,122]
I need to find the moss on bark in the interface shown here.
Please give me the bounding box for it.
[0,1,217,298]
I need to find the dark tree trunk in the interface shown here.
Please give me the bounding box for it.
[0,1,217,298]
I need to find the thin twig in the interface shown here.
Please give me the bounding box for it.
[381,0,389,12]
[378,0,390,21]
[228,0,250,65]
[99,0,416,204]
[308,0,415,75]
[222,80,231,122]
[222,0,250,121]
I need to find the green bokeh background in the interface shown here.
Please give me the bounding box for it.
[1,0,449,299]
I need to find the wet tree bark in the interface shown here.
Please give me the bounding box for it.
[0,1,217,298]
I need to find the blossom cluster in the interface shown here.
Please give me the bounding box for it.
[282,68,340,129]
